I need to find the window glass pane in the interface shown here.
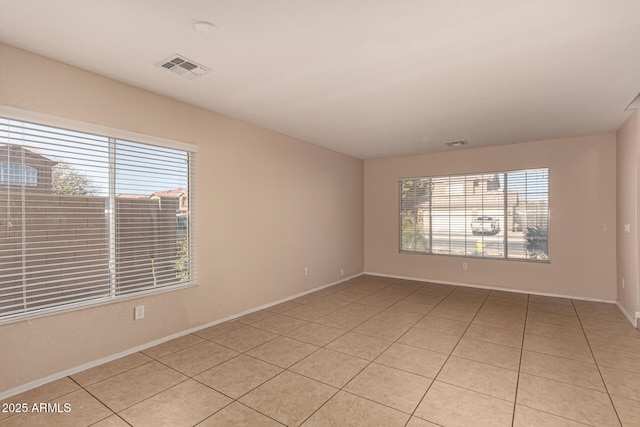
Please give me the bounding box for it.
[0,116,195,322]
[399,168,548,263]
[400,178,430,252]
[115,140,191,294]
[0,119,110,317]
[507,168,549,260]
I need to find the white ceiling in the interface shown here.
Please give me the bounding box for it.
[1,1,640,159]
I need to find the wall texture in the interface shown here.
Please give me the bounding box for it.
[0,43,364,393]
[616,111,640,321]
[364,134,617,300]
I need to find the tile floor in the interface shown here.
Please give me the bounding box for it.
[1,275,639,426]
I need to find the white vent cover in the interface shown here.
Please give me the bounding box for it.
[156,54,210,80]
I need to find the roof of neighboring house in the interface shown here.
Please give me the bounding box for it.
[151,189,187,198]
[0,144,58,165]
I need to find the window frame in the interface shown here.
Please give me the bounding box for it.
[399,168,550,263]
[0,105,197,324]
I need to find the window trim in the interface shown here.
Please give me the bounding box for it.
[398,168,550,263]
[0,105,198,324]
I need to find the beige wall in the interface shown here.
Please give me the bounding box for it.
[0,43,364,393]
[365,134,617,300]
[616,110,640,320]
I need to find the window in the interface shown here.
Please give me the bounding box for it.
[0,115,196,322]
[400,168,549,261]
[0,163,37,186]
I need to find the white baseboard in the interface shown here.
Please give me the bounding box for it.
[615,302,638,328]
[0,272,365,401]
[365,271,617,304]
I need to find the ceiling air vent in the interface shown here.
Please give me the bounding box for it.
[156,54,210,80]
[445,140,468,147]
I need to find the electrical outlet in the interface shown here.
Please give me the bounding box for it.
[340,268,344,276]
[462,262,468,270]
[622,278,625,289]
[134,305,144,320]
[304,266,308,276]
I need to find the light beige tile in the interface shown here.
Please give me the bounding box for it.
[142,334,204,359]
[404,292,447,306]
[304,297,351,311]
[516,373,619,426]
[290,348,368,388]
[523,333,594,363]
[586,334,640,354]
[239,371,336,426]
[473,311,525,331]
[284,322,345,346]
[612,394,640,427]
[480,301,527,316]
[237,310,277,325]
[436,356,518,402]
[303,391,409,427]
[211,326,278,352]
[581,319,640,337]
[406,417,441,427]
[119,379,230,427]
[415,315,469,336]
[325,332,392,360]
[0,377,79,411]
[529,295,573,306]
[193,321,242,340]
[198,402,282,426]
[160,341,239,376]
[373,307,424,326]
[513,404,591,426]
[250,314,307,334]
[281,304,330,321]
[85,361,187,412]
[247,337,318,368]
[428,305,478,323]
[414,381,513,427]
[265,300,301,313]
[90,415,131,427]
[520,351,605,392]
[291,294,324,305]
[464,323,523,348]
[357,294,402,308]
[528,300,577,315]
[525,320,587,343]
[352,318,410,341]
[330,289,371,302]
[375,343,448,379]
[336,302,384,318]
[194,355,282,399]
[71,352,152,387]
[527,310,581,329]
[452,337,521,371]
[344,363,432,413]
[314,311,367,330]
[600,366,640,401]
[397,327,459,354]
[0,389,113,427]
[389,300,434,315]
[591,345,640,374]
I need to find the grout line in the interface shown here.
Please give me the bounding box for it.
[572,299,624,427]
[511,293,529,426]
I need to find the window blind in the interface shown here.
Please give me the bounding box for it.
[0,116,196,321]
[400,168,549,261]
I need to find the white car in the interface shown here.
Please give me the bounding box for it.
[471,216,500,235]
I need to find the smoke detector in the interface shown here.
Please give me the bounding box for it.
[445,140,468,147]
[156,54,210,80]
